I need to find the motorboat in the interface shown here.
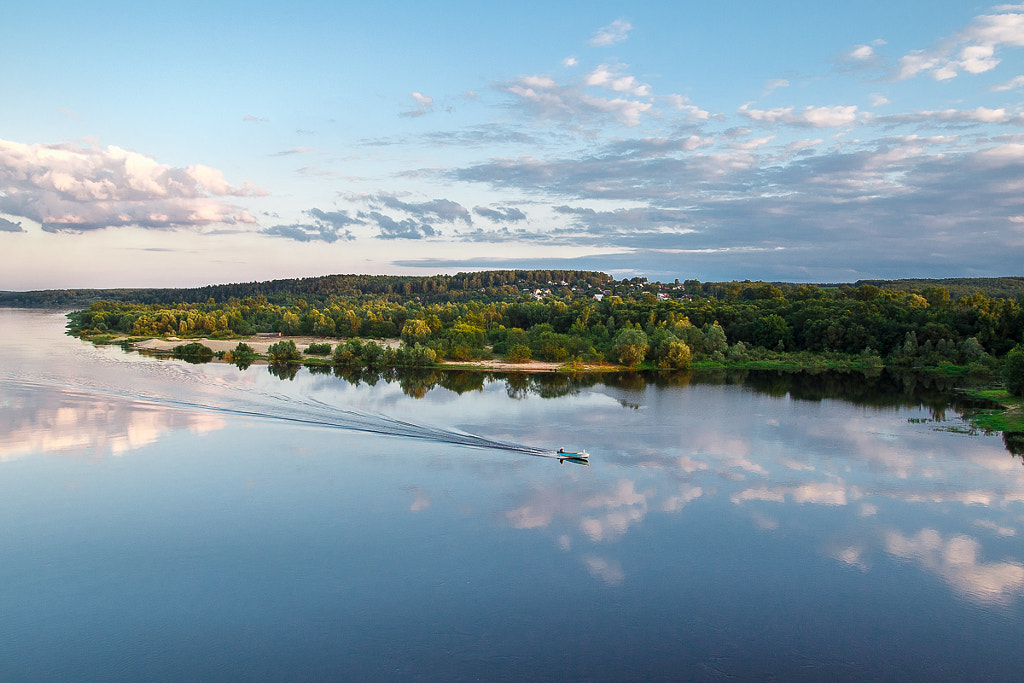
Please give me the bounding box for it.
[557,448,589,462]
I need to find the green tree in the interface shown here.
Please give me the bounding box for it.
[172,342,214,364]
[507,344,532,362]
[267,339,302,364]
[754,314,791,351]
[613,328,649,367]
[1003,344,1024,397]
[960,337,986,362]
[305,342,332,356]
[333,338,363,365]
[232,342,255,358]
[660,340,692,369]
[704,322,728,360]
[401,319,432,345]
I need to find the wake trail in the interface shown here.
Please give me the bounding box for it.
[5,372,557,458]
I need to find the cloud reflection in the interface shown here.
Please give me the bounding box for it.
[583,556,625,586]
[1,383,224,461]
[486,376,1024,606]
[885,529,1024,606]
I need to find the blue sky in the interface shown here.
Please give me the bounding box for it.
[3,1,1024,288]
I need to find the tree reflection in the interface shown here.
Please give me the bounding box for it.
[438,371,486,394]
[1004,432,1024,459]
[267,363,300,381]
[505,373,532,400]
[255,362,1024,459]
[399,369,441,399]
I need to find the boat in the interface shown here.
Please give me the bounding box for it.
[556,448,589,462]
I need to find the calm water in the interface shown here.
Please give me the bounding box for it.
[2,308,1024,681]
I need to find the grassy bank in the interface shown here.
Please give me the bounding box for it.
[960,388,1024,433]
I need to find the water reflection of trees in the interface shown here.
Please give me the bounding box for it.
[1004,432,1024,459]
[263,363,1021,457]
[267,363,300,381]
[733,368,967,422]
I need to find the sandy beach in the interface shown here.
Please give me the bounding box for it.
[128,336,604,373]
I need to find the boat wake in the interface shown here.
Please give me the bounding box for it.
[6,371,557,459]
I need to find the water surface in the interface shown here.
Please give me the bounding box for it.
[2,309,1023,680]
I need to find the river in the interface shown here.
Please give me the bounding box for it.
[2,308,1023,680]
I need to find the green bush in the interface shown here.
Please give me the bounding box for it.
[659,341,692,370]
[172,342,214,364]
[305,342,333,356]
[507,344,532,363]
[333,338,363,365]
[267,339,303,364]
[232,342,255,358]
[1003,344,1024,398]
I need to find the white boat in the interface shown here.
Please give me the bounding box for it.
[557,448,589,460]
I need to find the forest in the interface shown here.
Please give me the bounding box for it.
[56,270,1024,391]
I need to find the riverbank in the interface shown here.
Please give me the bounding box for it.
[77,332,1001,381]
[85,333,606,373]
[960,388,1024,434]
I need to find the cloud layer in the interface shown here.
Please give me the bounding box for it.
[0,139,261,232]
[5,6,1024,282]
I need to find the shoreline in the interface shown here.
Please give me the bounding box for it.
[88,333,998,380]
[119,335,605,374]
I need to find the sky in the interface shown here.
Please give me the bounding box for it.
[3,1,1024,289]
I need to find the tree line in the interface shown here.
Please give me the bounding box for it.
[2,270,612,308]
[63,272,1024,384]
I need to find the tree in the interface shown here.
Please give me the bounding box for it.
[232,342,255,358]
[267,339,302,364]
[704,322,728,360]
[401,319,432,345]
[507,344,532,362]
[333,338,363,365]
[172,342,214,364]
[613,328,649,367]
[1003,344,1024,397]
[754,314,791,351]
[305,342,332,356]
[960,337,986,362]
[660,341,692,370]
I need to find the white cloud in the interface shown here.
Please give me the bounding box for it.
[400,92,434,118]
[585,64,650,97]
[897,5,1024,80]
[897,52,941,80]
[991,74,1024,89]
[869,93,890,107]
[848,44,875,60]
[739,104,860,128]
[879,106,1024,125]
[666,94,711,120]
[580,94,652,126]
[502,64,657,127]
[589,19,632,47]
[0,138,263,232]
[562,56,578,67]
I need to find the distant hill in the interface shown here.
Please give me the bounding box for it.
[0,270,613,308]
[855,277,1024,301]
[3,271,1022,309]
